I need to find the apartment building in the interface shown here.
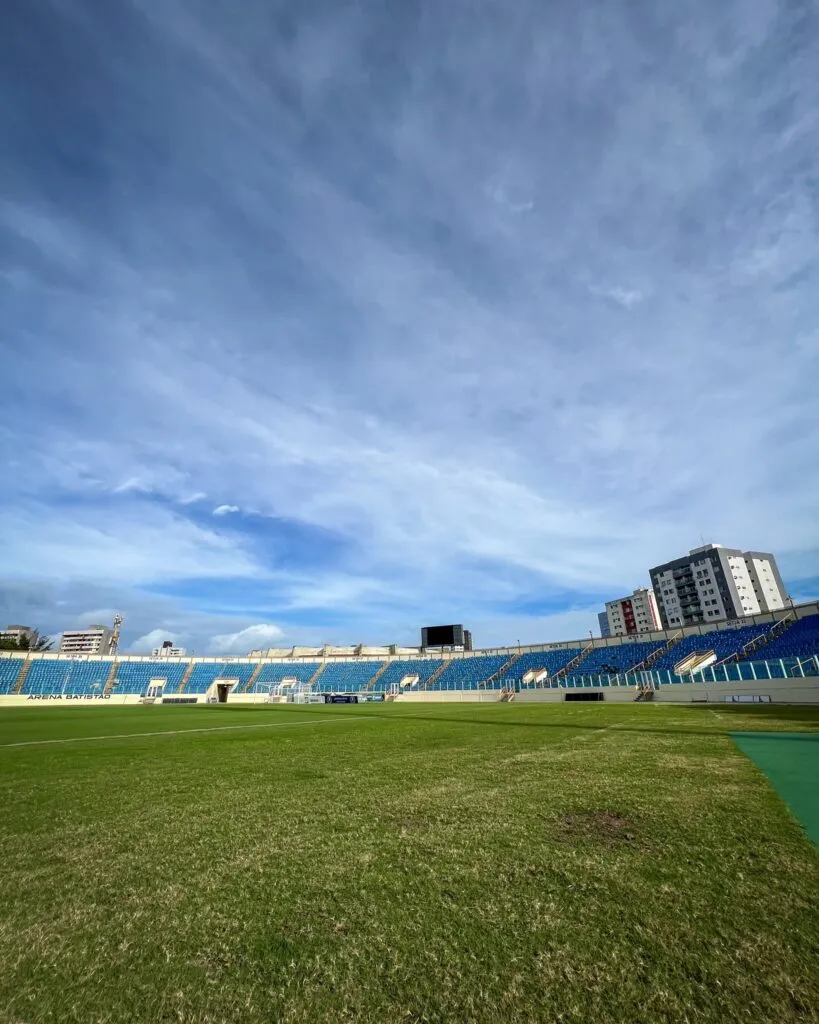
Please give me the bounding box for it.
[649,545,786,629]
[604,587,661,636]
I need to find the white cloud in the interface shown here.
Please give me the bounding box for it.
[129,628,183,653]
[209,623,285,654]
[2,0,817,646]
[73,608,118,627]
[603,286,644,308]
[0,504,261,584]
[113,477,151,494]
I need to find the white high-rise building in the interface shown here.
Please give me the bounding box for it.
[649,545,786,629]
[604,588,661,637]
[59,625,115,655]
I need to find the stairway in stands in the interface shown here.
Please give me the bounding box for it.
[633,632,683,673]
[481,652,521,690]
[102,660,119,695]
[552,642,594,684]
[12,658,32,694]
[243,662,264,693]
[307,663,326,690]
[362,662,389,692]
[176,661,196,695]
[718,611,797,666]
[422,660,451,690]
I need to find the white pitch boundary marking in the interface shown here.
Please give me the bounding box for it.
[0,702,537,750]
[0,713,379,749]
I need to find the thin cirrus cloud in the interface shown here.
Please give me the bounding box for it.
[0,0,817,652]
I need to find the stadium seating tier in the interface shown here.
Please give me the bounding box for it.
[2,615,817,699]
[741,614,819,663]
[651,623,775,672]
[0,658,26,694]
[110,661,188,695]
[22,660,114,695]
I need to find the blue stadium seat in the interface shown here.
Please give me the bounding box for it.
[312,662,384,692]
[184,662,257,694]
[250,662,321,692]
[505,649,584,685]
[22,659,114,695]
[740,614,819,663]
[652,623,774,672]
[375,659,444,692]
[110,661,188,695]
[0,658,26,694]
[431,655,509,690]
[575,641,664,676]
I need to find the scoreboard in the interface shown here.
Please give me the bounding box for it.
[421,624,472,650]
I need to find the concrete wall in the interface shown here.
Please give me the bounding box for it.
[0,694,143,707]
[514,678,819,705]
[393,691,500,703]
[515,689,632,703]
[3,680,817,706]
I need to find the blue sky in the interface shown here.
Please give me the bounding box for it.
[1,0,818,654]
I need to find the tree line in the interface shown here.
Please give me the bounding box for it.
[0,632,54,652]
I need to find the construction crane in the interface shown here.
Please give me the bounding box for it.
[110,613,123,655]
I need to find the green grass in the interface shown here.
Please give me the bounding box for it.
[0,702,817,1024]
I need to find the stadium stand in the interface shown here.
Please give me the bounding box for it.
[110,661,188,695]
[374,659,445,692]
[3,612,818,701]
[741,614,819,663]
[567,641,664,676]
[0,658,25,694]
[251,662,321,690]
[183,662,258,694]
[505,649,584,683]
[430,655,509,690]
[312,661,384,692]
[651,623,773,672]
[22,659,114,695]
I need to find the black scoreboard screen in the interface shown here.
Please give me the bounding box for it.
[422,624,470,649]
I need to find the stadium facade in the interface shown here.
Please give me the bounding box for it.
[2,600,818,707]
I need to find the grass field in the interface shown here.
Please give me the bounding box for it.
[1,702,817,1024]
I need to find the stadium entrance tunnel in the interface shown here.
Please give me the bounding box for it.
[564,692,604,702]
[216,683,231,703]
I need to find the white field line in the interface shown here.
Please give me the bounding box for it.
[0,714,380,749]
[0,702,560,750]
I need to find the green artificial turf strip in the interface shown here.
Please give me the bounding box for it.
[0,702,817,1024]
[731,732,819,846]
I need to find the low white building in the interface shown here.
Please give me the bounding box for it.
[152,640,187,657]
[0,624,35,646]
